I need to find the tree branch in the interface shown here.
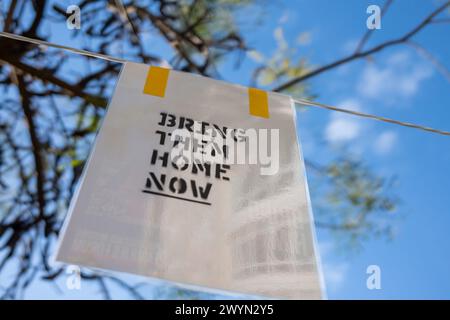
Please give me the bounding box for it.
[0,55,108,108]
[273,1,450,92]
[16,71,46,220]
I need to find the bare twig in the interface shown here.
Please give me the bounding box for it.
[406,40,450,83]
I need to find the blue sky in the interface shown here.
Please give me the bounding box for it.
[2,0,450,299]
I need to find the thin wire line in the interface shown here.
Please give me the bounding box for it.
[1,31,449,137]
[295,98,450,136]
[0,31,127,63]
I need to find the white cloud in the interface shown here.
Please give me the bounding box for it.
[341,39,359,54]
[325,118,360,143]
[278,11,289,24]
[325,99,362,143]
[318,242,349,294]
[322,262,349,293]
[296,31,312,46]
[358,51,433,100]
[374,131,397,155]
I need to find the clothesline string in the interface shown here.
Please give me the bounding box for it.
[1,31,449,137]
[293,98,450,136]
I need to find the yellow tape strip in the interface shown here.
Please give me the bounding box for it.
[248,88,269,118]
[143,66,170,97]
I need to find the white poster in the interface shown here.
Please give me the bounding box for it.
[56,62,324,299]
